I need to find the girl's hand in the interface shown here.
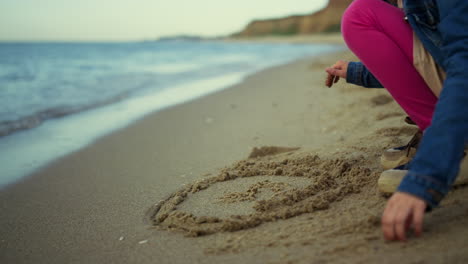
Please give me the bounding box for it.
[382,192,427,241]
[325,60,349,88]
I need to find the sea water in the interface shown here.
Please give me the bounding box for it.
[0,40,343,188]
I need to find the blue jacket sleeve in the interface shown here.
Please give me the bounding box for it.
[346,62,384,88]
[397,0,468,208]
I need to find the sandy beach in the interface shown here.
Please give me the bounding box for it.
[1,37,468,263]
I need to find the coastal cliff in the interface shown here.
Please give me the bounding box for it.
[233,0,353,37]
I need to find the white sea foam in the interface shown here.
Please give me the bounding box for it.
[0,41,344,188]
[0,73,245,188]
[148,63,201,74]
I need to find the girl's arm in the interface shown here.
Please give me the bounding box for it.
[325,61,384,88]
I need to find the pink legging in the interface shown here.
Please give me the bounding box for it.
[341,0,438,131]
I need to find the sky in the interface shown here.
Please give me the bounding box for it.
[0,0,328,42]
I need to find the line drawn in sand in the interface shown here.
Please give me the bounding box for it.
[147,146,376,237]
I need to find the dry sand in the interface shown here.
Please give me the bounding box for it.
[1,42,468,263]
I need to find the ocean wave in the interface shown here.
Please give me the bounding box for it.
[148,63,201,74]
[0,92,129,138]
[0,41,343,139]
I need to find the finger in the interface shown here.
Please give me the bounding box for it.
[412,205,425,236]
[327,67,341,76]
[334,76,340,83]
[326,74,331,87]
[395,207,411,241]
[332,64,342,70]
[333,60,345,69]
[382,203,396,241]
[405,213,412,232]
[334,69,346,79]
[325,73,334,88]
[325,67,336,75]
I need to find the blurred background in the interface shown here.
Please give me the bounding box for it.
[1,0,329,42]
[0,0,350,186]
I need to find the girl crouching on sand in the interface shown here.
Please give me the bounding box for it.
[325,0,468,241]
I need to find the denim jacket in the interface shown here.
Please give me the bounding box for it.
[347,0,468,208]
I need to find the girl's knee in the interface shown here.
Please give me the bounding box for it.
[341,1,362,45]
[341,0,370,30]
[341,0,379,44]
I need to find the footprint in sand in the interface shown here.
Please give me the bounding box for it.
[375,112,405,121]
[370,94,393,106]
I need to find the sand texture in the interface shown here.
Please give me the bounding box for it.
[1,46,468,263]
[149,151,375,237]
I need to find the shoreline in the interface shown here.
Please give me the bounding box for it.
[0,73,245,189]
[2,43,468,263]
[0,41,344,189]
[222,33,345,44]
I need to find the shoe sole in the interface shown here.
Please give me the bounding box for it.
[378,157,468,195]
[380,147,416,170]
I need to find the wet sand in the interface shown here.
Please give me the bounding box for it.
[1,45,468,263]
